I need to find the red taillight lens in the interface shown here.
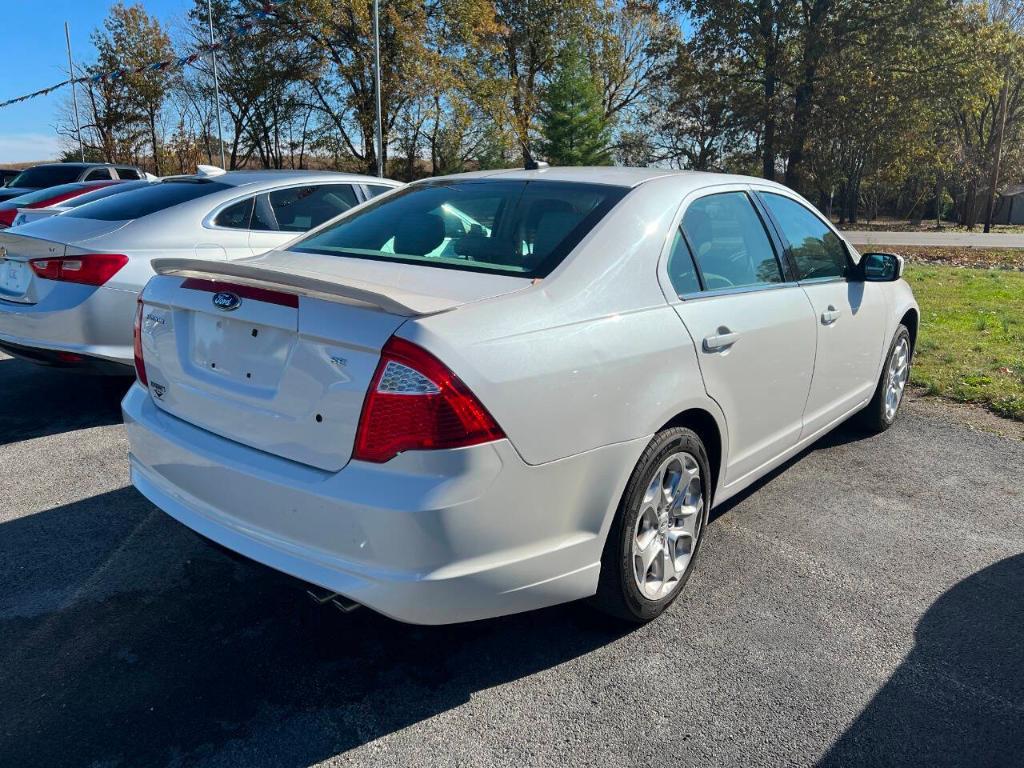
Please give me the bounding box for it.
[133,299,148,388]
[29,254,128,286]
[353,337,505,463]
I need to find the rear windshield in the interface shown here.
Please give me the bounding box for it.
[64,179,230,221]
[9,165,85,188]
[62,180,152,208]
[3,183,88,206]
[291,180,628,277]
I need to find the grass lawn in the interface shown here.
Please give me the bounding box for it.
[905,264,1024,421]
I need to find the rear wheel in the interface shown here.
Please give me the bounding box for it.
[857,324,912,434]
[591,427,710,623]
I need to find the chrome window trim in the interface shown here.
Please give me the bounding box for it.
[677,280,801,302]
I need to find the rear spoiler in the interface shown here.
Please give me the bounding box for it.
[151,257,458,316]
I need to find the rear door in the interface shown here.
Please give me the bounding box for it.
[248,183,361,254]
[667,189,817,486]
[756,190,887,435]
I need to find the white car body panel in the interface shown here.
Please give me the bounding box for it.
[124,167,919,624]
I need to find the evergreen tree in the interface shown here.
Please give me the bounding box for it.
[538,43,612,166]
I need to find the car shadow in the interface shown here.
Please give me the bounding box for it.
[0,354,131,446]
[818,553,1024,766]
[0,486,634,768]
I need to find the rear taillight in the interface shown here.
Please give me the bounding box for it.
[353,337,505,463]
[133,299,148,388]
[0,209,15,228]
[29,254,128,286]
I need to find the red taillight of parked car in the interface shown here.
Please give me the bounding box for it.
[29,254,128,286]
[133,299,148,388]
[352,336,505,463]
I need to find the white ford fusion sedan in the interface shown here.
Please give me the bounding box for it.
[0,169,400,373]
[123,167,918,625]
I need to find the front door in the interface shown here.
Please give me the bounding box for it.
[669,190,818,486]
[756,191,888,436]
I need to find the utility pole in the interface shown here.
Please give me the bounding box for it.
[373,0,383,178]
[207,0,227,169]
[64,22,85,162]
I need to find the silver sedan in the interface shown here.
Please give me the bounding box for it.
[124,167,919,624]
[0,170,401,372]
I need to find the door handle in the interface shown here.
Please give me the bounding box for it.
[821,305,841,325]
[703,330,740,352]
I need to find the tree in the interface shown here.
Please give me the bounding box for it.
[538,42,612,165]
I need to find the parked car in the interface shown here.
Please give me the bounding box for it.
[10,179,157,227]
[0,170,401,372]
[0,180,124,228]
[122,167,919,625]
[0,162,146,204]
[0,168,20,187]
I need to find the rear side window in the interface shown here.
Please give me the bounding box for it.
[761,193,848,280]
[682,192,782,290]
[292,180,628,277]
[84,168,112,181]
[64,180,230,221]
[213,197,255,229]
[253,184,359,232]
[666,228,702,295]
[116,167,142,180]
[9,165,83,188]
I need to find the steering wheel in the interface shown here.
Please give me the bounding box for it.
[702,273,734,290]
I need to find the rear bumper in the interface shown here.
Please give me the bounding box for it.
[0,284,137,366]
[0,337,132,374]
[122,384,644,624]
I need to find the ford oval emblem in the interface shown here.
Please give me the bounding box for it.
[212,291,241,311]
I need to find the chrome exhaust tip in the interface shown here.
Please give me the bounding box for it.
[305,584,362,614]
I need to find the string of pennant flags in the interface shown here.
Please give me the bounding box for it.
[0,0,292,111]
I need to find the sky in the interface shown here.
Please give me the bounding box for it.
[1,0,186,165]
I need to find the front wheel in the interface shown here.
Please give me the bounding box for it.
[590,427,710,623]
[857,324,912,434]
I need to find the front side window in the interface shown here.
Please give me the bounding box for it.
[116,167,142,180]
[292,180,628,277]
[761,193,848,280]
[682,192,783,290]
[365,184,394,198]
[84,168,112,181]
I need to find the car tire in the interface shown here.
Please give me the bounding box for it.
[590,427,710,623]
[857,324,913,434]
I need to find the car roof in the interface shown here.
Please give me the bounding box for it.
[208,169,403,189]
[423,166,793,193]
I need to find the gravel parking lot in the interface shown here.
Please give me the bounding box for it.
[1,350,1022,768]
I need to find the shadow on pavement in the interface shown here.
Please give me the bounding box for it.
[0,355,132,446]
[819,554,1024,767]
[0,486,633,768]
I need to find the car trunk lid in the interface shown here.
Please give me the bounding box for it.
[139,254,529,471]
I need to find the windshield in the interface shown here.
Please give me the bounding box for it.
[9,165,84,188]
[64,180,231,221]
[292,180,628,277]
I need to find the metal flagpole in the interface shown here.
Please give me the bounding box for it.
[207,0,227,169]
[372,0,383,178]
[64,22,85,162]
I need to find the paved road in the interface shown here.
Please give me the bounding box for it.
[1,351,1022,768]
[844,230,1024,248]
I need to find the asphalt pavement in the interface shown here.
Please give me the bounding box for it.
[1,350,1022,767]
[844,230,1024,248]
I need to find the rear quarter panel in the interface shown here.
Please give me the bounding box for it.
[405,178,727,468]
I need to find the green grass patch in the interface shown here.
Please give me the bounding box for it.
[906,264,1024,421]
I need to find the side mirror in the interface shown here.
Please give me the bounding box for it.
[861,252,904,282]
